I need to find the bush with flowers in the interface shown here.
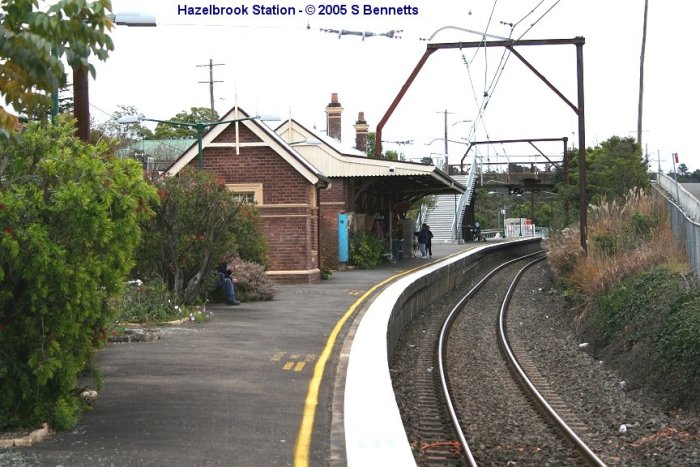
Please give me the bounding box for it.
[108,278,212,326]
[229,258,276,302]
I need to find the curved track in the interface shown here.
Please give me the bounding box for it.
[391,252,607,466]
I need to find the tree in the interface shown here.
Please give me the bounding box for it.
[0,116,157,430]
[561,136,649,208]
[96,105,154,144]
[586,136,649,202]
[366,132,377,158]
[0,0,114,136]
[153,107,221,139]
[385,149,399,161]
[134,168,268,305]
[366,132,402,160]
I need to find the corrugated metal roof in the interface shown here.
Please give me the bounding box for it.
[275,119,466,193]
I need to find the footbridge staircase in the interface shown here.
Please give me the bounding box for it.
[422,158,478,243]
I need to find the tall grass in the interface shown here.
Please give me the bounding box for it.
[548,188,688,304]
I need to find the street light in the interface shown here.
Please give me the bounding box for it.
[118,114,280,170]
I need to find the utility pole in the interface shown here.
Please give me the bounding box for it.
[637,0,649,148]
[437,109,453,156]
[197,59,224,120]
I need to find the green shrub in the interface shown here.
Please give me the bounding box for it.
[590,233,620,257]
[585,267,699,410]
[590,268,678,345]
[654,288,700,404]
[0,117,157,430]
[135,168,268,305]
[349,233,384,269]
[235,205,269,268]
[630,211,661,241]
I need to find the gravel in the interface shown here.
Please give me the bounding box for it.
[391,259,700,466]
[511,261,700,465]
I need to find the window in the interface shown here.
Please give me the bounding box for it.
[232,192,256,204]
[226,183,263,205]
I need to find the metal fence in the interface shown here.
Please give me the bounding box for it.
[654,175,700,278]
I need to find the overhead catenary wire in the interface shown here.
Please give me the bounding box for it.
[450,0,564,170]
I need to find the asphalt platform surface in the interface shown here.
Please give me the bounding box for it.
[1,243,471,467]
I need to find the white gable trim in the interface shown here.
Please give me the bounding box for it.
[164,108,327,187]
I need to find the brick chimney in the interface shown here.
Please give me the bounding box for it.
[353,111,369,154]
[325,93,343,141]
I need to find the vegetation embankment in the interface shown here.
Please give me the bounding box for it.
[549,189,699,412]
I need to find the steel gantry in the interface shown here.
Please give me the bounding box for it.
[374,37,588,253]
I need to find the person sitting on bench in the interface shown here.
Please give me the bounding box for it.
[217,253,241,306]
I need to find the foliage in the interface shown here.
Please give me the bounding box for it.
[320,264,333,280]
[0,0,114,134]
[234,204,269,267]
[109,278,197,324]
[654,287,700,406]
[675,168,700,183]
[350,233,384,269]
[365,132,403,160]
[384,149,399,161]
[473,188,564,230]
[366,131,377,158]
[228,258,276,301]
[585,268,699,410]
[97,105,154,143]
[548,188,684,301]
[135,168,268,305]
[0,117,157,430]
[587,136,650,201]
[406,196,436,224]
[153,107,220,139]
[589,268,678,345]
[549,185,698,410]
[559,136,649,210]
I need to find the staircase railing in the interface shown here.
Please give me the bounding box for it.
[416,203,428,231]
[450,157,478,241]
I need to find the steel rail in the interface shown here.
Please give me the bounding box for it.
[498,256,607,467]
[436,250,544,466]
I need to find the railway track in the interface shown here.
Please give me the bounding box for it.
[390,252,607,466]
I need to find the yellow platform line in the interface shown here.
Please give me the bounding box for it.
[292,254,465,467]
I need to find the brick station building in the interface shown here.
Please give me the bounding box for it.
[166,94,465,284]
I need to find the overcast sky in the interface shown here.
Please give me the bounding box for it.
[89,0,698,173]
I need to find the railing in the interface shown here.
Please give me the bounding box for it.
[654,179,700,278]
[657,173,700,221]
[416,203,428,231]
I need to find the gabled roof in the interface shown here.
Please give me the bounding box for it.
[164,107,329,187]
[274,119,466,194]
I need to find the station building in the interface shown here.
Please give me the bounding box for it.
[165,94,465,284]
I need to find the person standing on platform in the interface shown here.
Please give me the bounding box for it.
[417,223,433,258]
[425,224,434,258]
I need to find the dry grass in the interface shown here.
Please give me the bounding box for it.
[548,188,688,305]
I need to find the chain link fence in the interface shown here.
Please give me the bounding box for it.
[655,173,700,278]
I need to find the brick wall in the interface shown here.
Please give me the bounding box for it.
[186,131,321,283]
[319,178,354,265]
